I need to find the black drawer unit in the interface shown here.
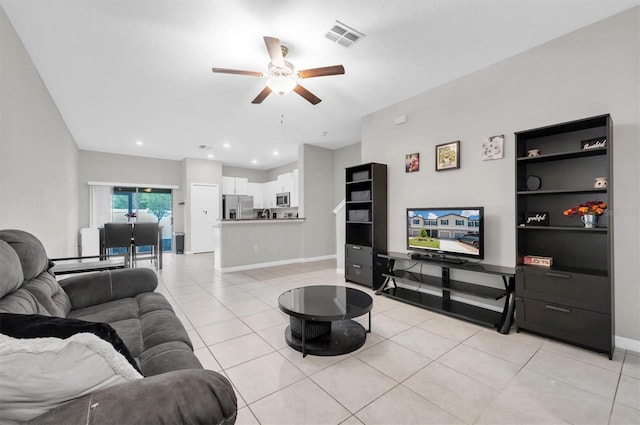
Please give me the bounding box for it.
[346,244,373,266]
[514,114,614,359]
[345,262,373,286]
[516,297,611,353]
[516,267,610,313]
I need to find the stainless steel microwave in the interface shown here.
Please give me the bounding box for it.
[276,192,290,208]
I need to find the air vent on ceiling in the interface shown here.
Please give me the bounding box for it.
[325,20,365,48]
[198,145,209,149]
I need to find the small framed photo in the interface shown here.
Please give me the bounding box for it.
[482,135,504,160]
[435,141,460,171]
[405,153,420,173]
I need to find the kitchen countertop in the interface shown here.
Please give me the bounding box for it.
[218,218,305,224]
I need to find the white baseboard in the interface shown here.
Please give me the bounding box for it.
[218,254,336,273]
[302,254,336,263]
[615,335,640,354]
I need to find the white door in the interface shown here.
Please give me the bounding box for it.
[191,184,218,253]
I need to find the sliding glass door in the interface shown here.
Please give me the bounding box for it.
[112,186,173,251]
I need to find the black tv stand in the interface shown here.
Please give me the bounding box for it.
[378,252,517,334]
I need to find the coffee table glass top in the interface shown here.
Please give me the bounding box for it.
[278,285,373,322]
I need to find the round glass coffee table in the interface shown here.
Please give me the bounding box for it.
[278,285,373,357]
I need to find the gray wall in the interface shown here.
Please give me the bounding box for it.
[266,161,298,181]
[299,144,335,258]
[0,6,79,257]
[78,150,182,229]
[333,143,362,205]
[222,166,267,183]
[362,8,640,341]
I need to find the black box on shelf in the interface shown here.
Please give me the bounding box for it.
[352,170,370,181]
[351,190,371,201]
[348,209,371,222]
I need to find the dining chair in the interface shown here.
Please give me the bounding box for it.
[132,222,159,269]
[103,222,134,267]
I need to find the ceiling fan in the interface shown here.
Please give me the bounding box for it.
[212,36,345,105]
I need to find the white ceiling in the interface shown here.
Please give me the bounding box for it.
[2,0,638,169]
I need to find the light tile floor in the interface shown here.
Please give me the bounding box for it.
[152,253,639,425]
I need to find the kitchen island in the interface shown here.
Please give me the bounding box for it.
[214,218,306,272]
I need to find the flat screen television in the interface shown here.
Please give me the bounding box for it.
[406,207,484,262]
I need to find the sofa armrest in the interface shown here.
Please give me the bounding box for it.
[27,369,237,425]
[60,268,158,310]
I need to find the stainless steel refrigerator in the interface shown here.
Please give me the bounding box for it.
[222,195,254,219]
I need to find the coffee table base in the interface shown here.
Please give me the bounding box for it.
[284,319,367,357]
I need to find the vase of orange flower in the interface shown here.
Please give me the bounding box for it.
[563,201,607,228]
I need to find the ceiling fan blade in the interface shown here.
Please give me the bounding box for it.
[298,65,345,79]
[293,84,321,105]
[251,86,272,104]
[263,36,285,68]
[212,67,263,77]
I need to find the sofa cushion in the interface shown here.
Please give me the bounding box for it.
[0,332,142,423]
[67,297,139,323]
[0,240,23,299]
[0,313,140,373]
[109,318,144,358]
[138,340,203,376]
[0,229,50,281]
[140,309,193,351]
[0,230,71,317]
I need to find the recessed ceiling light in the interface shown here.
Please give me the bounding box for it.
[273,151,279,156]
[223,143,230,149]
[135,140,144,145]
[207,154,214,159]
[251,159,257,164]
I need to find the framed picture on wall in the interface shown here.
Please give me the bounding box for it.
[435,140,460,171]
[405,153,420,172]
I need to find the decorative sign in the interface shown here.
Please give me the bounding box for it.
[580,137,607,150]
[525,212,549,226]
[523,255,553,267]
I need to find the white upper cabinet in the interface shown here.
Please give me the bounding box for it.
[222,176,248,195]
[247,182,264,209]
[277,172,293,193]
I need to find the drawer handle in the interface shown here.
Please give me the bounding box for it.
[545,305,571,313]
[352,264,362,269]
[352,246,362,250]
[545,272,571,279]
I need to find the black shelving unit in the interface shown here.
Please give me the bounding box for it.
[377,252,516,333]
[515,114,614,358]
[345,163,387,289]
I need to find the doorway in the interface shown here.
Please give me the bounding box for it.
[190,184,219,253]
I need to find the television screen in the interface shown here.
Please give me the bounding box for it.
[407,207,484,260]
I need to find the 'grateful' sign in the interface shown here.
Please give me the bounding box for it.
[525,212,549,226]
[581,138,607,150]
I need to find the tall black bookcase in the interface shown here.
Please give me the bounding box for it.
[514,114,614,358]
[345,163,387,289]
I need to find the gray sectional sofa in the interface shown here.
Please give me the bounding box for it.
[0,229,237,424]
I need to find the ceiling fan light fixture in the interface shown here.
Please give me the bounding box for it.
[266,75,296,95]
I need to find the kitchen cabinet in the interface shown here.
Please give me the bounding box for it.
[291,169,299,207]
[263,180,279,208]
[222,177,248,195]
[514,114,613,359]
[247,182,264,209]
[277,172,293,193]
